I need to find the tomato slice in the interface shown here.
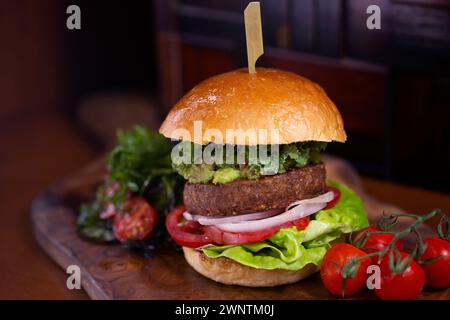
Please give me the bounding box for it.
[165,205,212,248]
[166,205,311,247]
[324,186,341,209]
[203,225,277,246]
[290,216,310,230]
[203,216,310,246]
[113,196,158,242]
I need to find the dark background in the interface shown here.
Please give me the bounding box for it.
[1,0,449,192]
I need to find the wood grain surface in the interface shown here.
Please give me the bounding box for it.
[31,156,450,300]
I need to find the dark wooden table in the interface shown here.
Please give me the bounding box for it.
[1,113,449,299]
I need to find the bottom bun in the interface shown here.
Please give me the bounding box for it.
[183,247,320,287]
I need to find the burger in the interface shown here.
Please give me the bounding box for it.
[160,68,369,287]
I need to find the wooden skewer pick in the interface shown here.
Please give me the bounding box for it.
[244,2,264,74]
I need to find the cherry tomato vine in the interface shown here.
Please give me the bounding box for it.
[328,208,448,297]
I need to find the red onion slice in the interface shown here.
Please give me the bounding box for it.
[214,202,327,232]
[183,191,335,232]
[183,208,283,226]
[286,191,334,210]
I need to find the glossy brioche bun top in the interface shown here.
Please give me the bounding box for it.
[159,68,346,145]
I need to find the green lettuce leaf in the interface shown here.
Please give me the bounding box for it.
[201,180,368,270]
[202,227,328,270]
[314,179,369,232]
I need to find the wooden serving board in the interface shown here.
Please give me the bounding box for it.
[31,156,449,300]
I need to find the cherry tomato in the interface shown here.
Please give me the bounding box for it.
[324,186,341,209]
[166,205,212,248]
[420,237,450,289]
[113,197,158,242]
[320,244,372,296]
[351,226,404,263]
[375,251,425,300]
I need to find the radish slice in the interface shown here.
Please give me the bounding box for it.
[214,202,326,232]
[183,208,283,225]
[100,203,116,219]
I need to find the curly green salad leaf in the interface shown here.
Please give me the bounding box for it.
[77,126,184,244]
[107,126,184,212]
[173,141,327,184]
[202,180,369,270]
